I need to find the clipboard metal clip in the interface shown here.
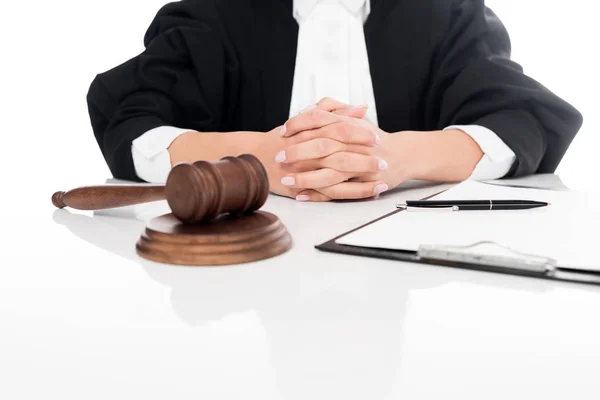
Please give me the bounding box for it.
[417,241,558,275]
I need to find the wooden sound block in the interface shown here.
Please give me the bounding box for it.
[136,211,292,266]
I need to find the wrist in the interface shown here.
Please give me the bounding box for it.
[385,131,424,182]
[168,130,262,166]
[392,129,483,182]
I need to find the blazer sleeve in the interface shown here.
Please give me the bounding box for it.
[425,0,583,177]
[86,0,239,181]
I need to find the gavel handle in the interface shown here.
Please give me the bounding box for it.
[52,185,166,211]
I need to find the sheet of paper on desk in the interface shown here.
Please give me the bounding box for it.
[336,180,600,272]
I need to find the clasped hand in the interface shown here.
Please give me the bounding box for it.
[255,98,408,202]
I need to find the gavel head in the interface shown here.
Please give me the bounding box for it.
[165,154,270,224]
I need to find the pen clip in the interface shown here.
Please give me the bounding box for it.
[396,203,460,212]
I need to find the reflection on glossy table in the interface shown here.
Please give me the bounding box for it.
[2,175,599,400]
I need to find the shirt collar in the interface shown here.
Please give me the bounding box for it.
[293,0,370,22]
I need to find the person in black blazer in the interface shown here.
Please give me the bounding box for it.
[87,0,582,202]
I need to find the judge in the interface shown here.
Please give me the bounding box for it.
[87,0,582,202]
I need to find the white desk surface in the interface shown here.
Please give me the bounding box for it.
[2,174,600,400]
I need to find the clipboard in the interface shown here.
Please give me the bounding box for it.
[315,203,600,287]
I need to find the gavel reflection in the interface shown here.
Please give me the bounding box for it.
[52,154,270,224]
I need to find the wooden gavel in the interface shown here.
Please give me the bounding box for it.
[52,154,270,224]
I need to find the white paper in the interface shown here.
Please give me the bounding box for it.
[336,181,600,271]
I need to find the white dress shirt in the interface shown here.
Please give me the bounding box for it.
[132,0,516,184]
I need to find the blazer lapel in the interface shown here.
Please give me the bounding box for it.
[364,0,411,133]
[254,0,299,130]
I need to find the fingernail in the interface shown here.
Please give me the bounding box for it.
[275,151,286,163]
[281,177,295,186]
[296,194,310,202]
[374,184,389,196]
[300,105,317,113]
[373,133,381,145]
[280,124,287,136]
[378,159,389,170]
[349,104,368,111]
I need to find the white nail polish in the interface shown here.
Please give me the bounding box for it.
[280,124,287,136]
[296,195,310,202]
[378,159,389,170]
[281,177,295,186]
[374,184,389,195]
[275,151,286,163]
[373,133,381,145]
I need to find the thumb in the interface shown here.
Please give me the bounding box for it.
[294,190,332,203]
[332,104,369,119]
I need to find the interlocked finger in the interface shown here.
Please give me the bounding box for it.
[281,168,351,189]
[282,107,345,137]
[276,138,347,163]
[289,123,379,147]
[318,152,387,174]
[316,181,389,200]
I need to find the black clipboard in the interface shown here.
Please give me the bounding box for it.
[315,208,600,287]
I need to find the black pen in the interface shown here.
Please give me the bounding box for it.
[396,199,551,211]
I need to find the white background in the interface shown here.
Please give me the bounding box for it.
[1,2,599,399]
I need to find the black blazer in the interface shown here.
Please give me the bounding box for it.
[87,0,583,182]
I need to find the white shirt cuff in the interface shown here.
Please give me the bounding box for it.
[445,125,517,181]
[131,126,193,183]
